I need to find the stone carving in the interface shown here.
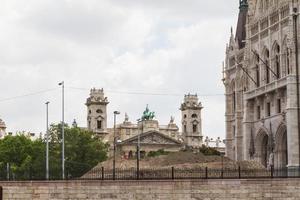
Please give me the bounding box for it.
[216,137,222,148]
[268,152,274,170]
[124,113,129,122]
[169,116,175,124]
[123,131,180,145]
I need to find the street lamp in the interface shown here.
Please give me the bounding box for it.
[113,111,120,180]
[136,118,143,180]
[45,101,50,180]
[58,81,65,180]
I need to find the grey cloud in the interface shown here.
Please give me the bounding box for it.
[0,0,238,140]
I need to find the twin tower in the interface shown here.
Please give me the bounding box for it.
[86,88,203,148]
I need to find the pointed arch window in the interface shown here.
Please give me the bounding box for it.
[256,65,260,87]
[265,49,270,84]
[193,124,197,133]
[97,120,102,129]
[255,53,260,87]
[286,47,290,75]
[273,43,281,79]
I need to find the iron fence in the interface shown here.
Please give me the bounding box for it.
[80,166,296,180]
[0,166,299,181]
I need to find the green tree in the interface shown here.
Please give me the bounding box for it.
[0,124,108,180]
[47,123,108,179]
[0,135,45,180]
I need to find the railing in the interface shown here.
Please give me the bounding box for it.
[0,166,298,181]
[76,166,300,180]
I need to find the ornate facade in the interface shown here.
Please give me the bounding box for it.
[86,89,204,156]
[224,0,300,169]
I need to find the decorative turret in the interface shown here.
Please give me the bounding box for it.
[180,94,203,148]
[86,88,109,135]
[0,119,6,139]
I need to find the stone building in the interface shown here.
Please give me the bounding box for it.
[0,119,6,139]
[224,0,300,169]
[86,89,204,157]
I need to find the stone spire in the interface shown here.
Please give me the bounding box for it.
[235,0,248,49]
[239,0,248,11]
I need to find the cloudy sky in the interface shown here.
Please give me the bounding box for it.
[0,0,238,140]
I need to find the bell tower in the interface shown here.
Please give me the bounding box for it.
[180,94,203,148]
[0,119,6,139]
[86,88,109,135]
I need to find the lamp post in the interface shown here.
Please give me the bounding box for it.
[58,81,65,180]
[136,119,143,180]
[113,111,120,180]
[45,101,50,180]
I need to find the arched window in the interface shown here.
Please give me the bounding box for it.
[286,48,290,74]
[273,43,281,79]
[265,49,270,84]
[255,53,260,87]
[282,38,290,75]
[191,114,198,118]
[97,120,102,129]
[231,81,236,112]
[256,65,260,87]
[193,124,197,133]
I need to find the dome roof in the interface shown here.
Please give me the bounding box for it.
[0,119,6,128]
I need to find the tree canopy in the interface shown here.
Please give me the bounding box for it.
[0,124,108,180]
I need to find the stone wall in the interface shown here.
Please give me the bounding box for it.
[1,179,300,200]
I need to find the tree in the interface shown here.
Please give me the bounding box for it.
[0,134,45,180]
[47,123,108,179]
[0,124,108,180]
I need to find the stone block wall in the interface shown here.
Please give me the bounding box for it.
[1,179,300,200]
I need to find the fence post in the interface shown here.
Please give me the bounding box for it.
[101,167,104,180]
[221,168,223,179]
[0,186,2,200]
[271,166,274,178]
[171,167,174,180]
[205,167,208,179]
[238,166,241,179]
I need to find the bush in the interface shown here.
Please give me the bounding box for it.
[199,145,221,156]
[147,149,169,157]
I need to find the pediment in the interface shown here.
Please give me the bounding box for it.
[120,131,181,146]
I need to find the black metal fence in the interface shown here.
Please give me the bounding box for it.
[0,166,299,181]
[81,166,297,180]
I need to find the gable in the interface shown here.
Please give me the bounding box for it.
[119,131,181,146]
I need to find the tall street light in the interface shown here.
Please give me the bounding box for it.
[113,111,120,180]
[136,119,143,180]
[58,81,65,180]
[45,101,50,180]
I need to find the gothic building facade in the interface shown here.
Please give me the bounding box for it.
[224,0,300,169]
[86,89,203,156]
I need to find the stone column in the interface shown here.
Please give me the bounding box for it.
[243,100,254,160]
[286,76,300,169]
[225,92,234,160]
